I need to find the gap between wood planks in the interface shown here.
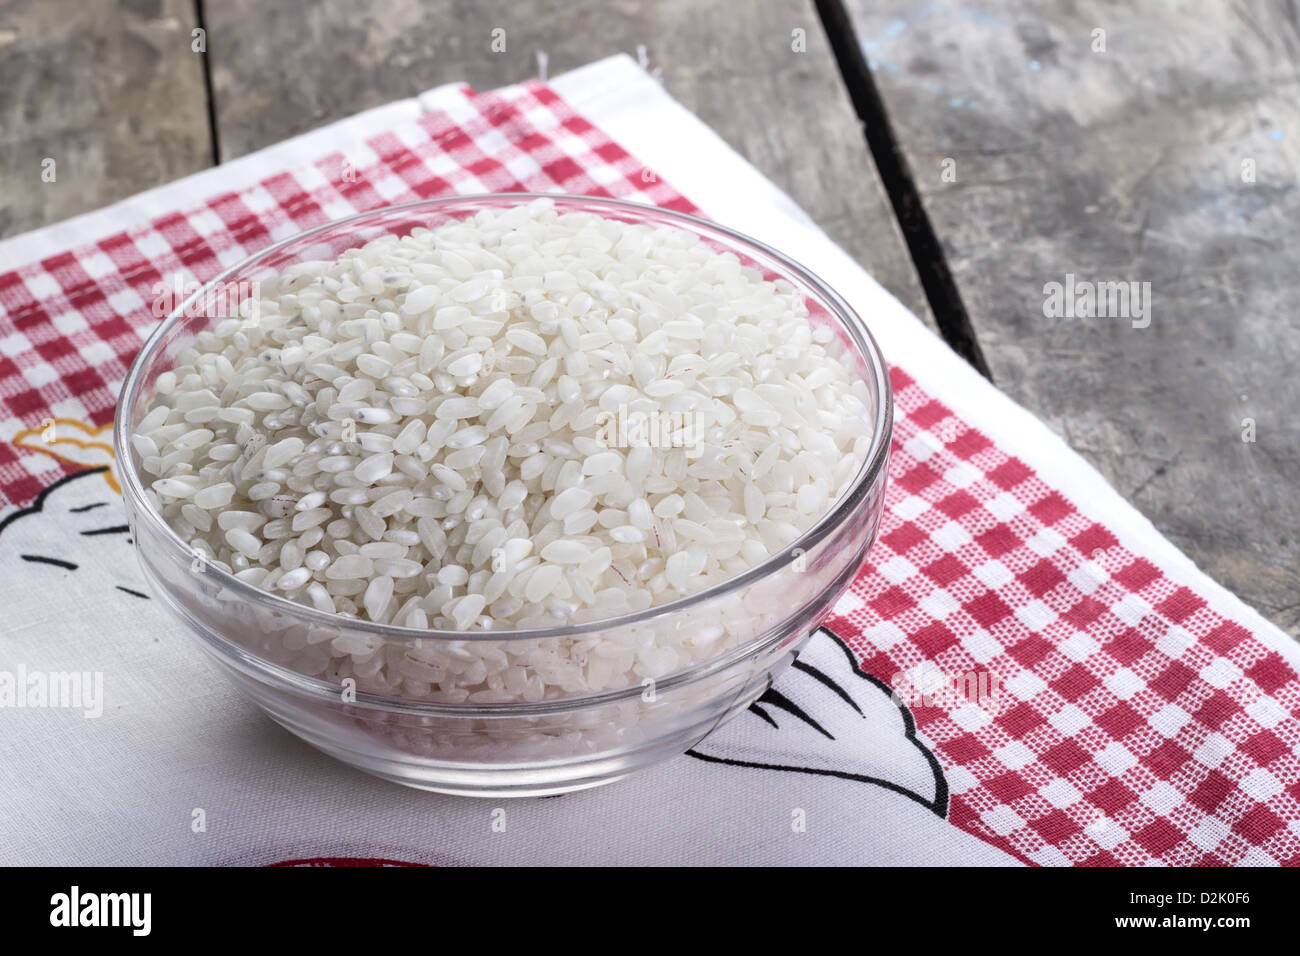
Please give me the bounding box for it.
[194,0,221,166]
[815,0,993,380]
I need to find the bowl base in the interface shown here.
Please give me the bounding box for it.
[268,713,710,798]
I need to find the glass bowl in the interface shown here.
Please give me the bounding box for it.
[113,194,893,797]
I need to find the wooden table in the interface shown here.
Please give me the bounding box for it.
[2,0,1295,636]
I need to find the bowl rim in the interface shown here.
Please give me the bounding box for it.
[114,192,892,655]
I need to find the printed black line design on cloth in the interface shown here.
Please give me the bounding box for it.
[689,626,949,817]
[259,627,957,867]
[0,467,150,612]
[5,461,960,860]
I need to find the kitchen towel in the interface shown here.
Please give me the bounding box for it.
[1,54,1297,866]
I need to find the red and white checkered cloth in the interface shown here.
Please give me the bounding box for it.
[1,55,1297,867]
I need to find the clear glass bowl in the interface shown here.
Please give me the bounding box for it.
[113,194,893,797]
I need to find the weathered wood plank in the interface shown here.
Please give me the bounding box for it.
[203,0,933,325]
[844,0,1300,635]
[0,0,212,238]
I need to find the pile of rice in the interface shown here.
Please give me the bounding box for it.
[135,198,871,700]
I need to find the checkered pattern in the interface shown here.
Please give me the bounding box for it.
[1,77,1297,867]
[826,372,1300,866]
[0,82,684,506]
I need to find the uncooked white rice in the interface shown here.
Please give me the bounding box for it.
[136,198,872,701]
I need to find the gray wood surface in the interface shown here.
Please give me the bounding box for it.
[201,0,933,324]
[0,0,211,237]
[844,0,1300,636]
